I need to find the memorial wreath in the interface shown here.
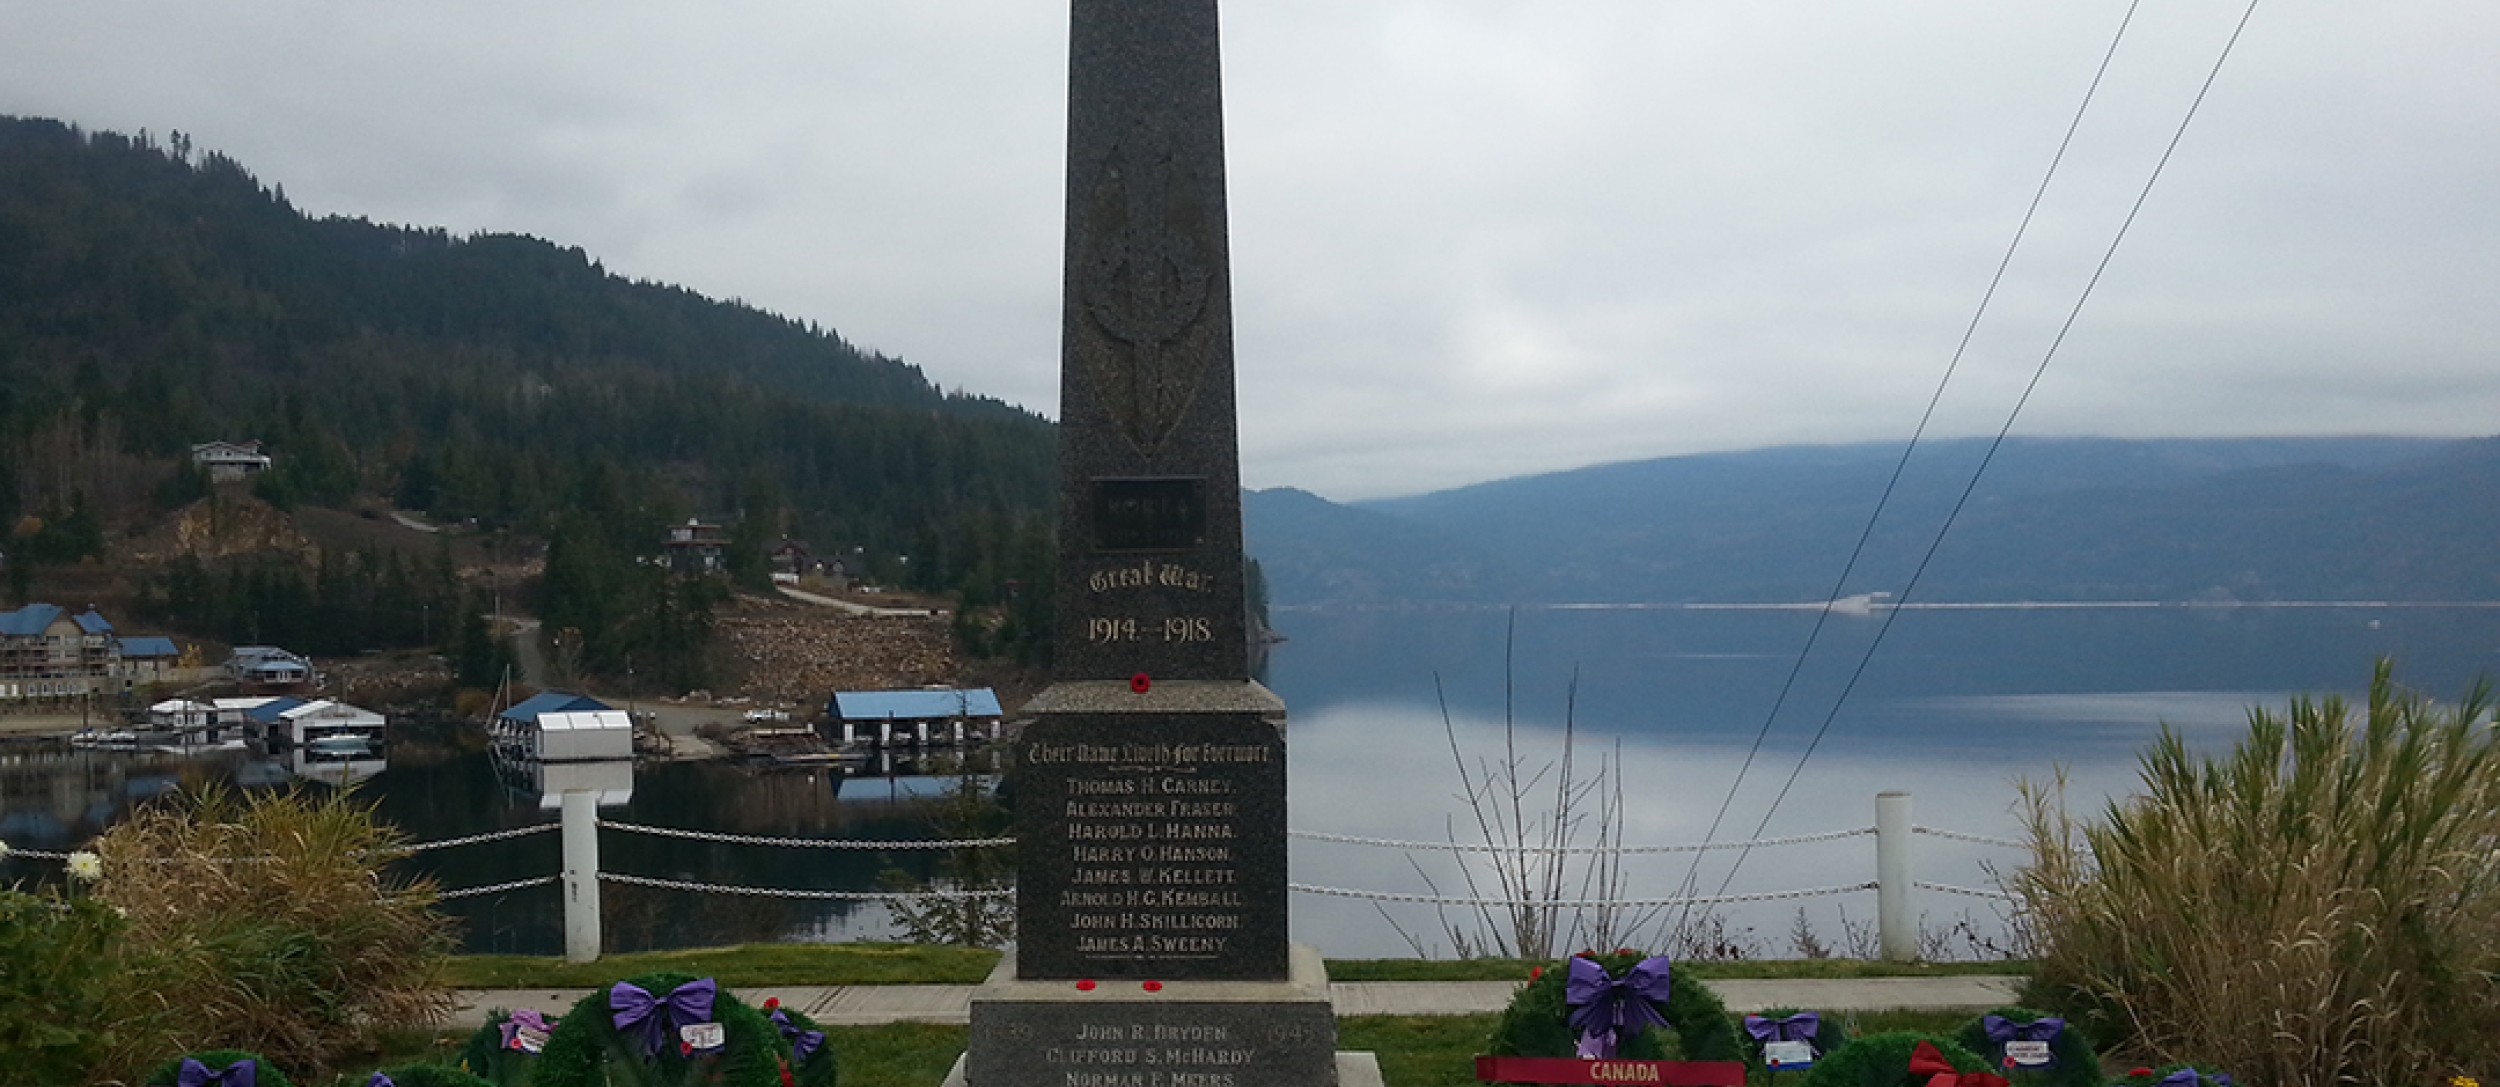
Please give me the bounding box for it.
[529,973,792,1087]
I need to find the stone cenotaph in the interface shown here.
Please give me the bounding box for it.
[950,2,1376,1085]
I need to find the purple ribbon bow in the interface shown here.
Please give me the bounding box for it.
[771,1007,827,1065]
[1564,955,1673,1059]
[1744,1012,1821,1044]
[610,977,719,1059]
[176,1058,257,1087]
[2157,1072,2231,1087]
[499,1007,558,1050]
[365,1074,396,1087]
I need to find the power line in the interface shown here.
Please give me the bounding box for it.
[1664,0,2149,934]
[1712,0,2269,900]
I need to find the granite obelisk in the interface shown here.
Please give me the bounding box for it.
[953,2,1361,1084]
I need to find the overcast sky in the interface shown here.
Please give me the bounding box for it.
[5,1,2495,500]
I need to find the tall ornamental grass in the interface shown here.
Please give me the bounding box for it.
[93,785,457,1079]
[2012,662,2500,1085]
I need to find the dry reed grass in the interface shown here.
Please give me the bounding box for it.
[91,785,457,1080]
[2012,661,2500,1085]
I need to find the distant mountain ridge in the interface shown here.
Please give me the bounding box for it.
[1245,436,2500,607]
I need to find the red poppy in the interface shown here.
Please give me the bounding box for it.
[2003,1057,2017,1069]
[1076,979,1097,991]
[1142,981,1163,992]
[2131,1069,2153,1078]
[1130,673,1152,693]
[680,1041,693,1056]
[764,997,780,1010]
[1615,948,1633,956]
[1530,966,1543,980]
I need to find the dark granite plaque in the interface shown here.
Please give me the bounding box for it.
[1054,0,1247,684]
[1092,477,1209,552]
[1014,710,1287,980]
[960,946,1343,1087]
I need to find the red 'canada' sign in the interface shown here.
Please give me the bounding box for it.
[1472,1056,1747,1086]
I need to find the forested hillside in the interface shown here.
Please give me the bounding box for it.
[0,117,1056,683]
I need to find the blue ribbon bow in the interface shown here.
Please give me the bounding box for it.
[176,1058,257,1087]
[1981,1014,2065,1046]
[365,1074,396,1087]
[1743,1012,1821,1045]
[610,977,719,1059]
[771,1007,827,1065]
[2157,1071,2232,1087]
[1563,955,1673,1059]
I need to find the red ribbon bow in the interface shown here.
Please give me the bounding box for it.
[1910,1040,2011,1087]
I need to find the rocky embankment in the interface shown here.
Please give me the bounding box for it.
[714,595,958,705]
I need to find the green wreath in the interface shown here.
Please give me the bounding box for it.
[530,972,786,1087]
[364,1063,497,1087]
[1952,1007,2097,1087]
[1798,1032,1991,1087]
[459,1007,568,1086]
[1742,1007,1854,1076]
[1487,951,1745,1063]
[144,1050,296,1087]
[757,998,839,1087]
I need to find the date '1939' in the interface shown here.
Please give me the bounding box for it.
[1087,617,1215,644]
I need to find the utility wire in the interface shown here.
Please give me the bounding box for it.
[1663,0,2148,936]
[1711,0,2268,900]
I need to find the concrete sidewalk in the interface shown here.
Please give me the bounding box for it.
[451,975,2023,1029]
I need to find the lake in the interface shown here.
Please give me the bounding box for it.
[5,600,2496,958]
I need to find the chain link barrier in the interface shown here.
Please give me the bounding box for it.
[598,820,1015,850]
[1913,880,2019,901]
[3,847,75,860]
[434,875,560,900]
[600,871,1014,900]
[1912,825,2031,849]
[1286,880,1879,909]
[1290,825,1874,856]
[388,823,562,855]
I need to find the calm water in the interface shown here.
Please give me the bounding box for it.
[6,602,2497,957]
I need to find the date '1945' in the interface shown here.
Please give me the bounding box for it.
[1088,617,1215,644]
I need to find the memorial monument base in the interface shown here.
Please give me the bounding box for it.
[950,944,1370,1087]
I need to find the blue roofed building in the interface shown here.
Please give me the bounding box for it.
[828,687,1004,747]
[0,603,189,700]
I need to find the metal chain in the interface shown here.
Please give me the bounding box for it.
[1912,825,2031,849]
[600,872,1015,900]
[433,875,560,900]
[1285,880,1879,909]
[1914,880,2019,901]
[1288,826,1875,856]
[389,823,562,855]
[3,848,73,860]
[598,821,1015,850]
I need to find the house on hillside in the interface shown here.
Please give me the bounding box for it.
[663,519,729,576]
[190,440,272,481]
[227,646,314,691]
[769,538,814,583]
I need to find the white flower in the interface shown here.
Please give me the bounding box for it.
[65,851,102,881]
[0,838,11,860]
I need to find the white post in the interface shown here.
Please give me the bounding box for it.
[1876,790,1915,962]
[562,790,601,963]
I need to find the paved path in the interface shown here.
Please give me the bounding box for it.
[451,975,2022,1028]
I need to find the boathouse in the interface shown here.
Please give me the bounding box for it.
[828,687,1004,747]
